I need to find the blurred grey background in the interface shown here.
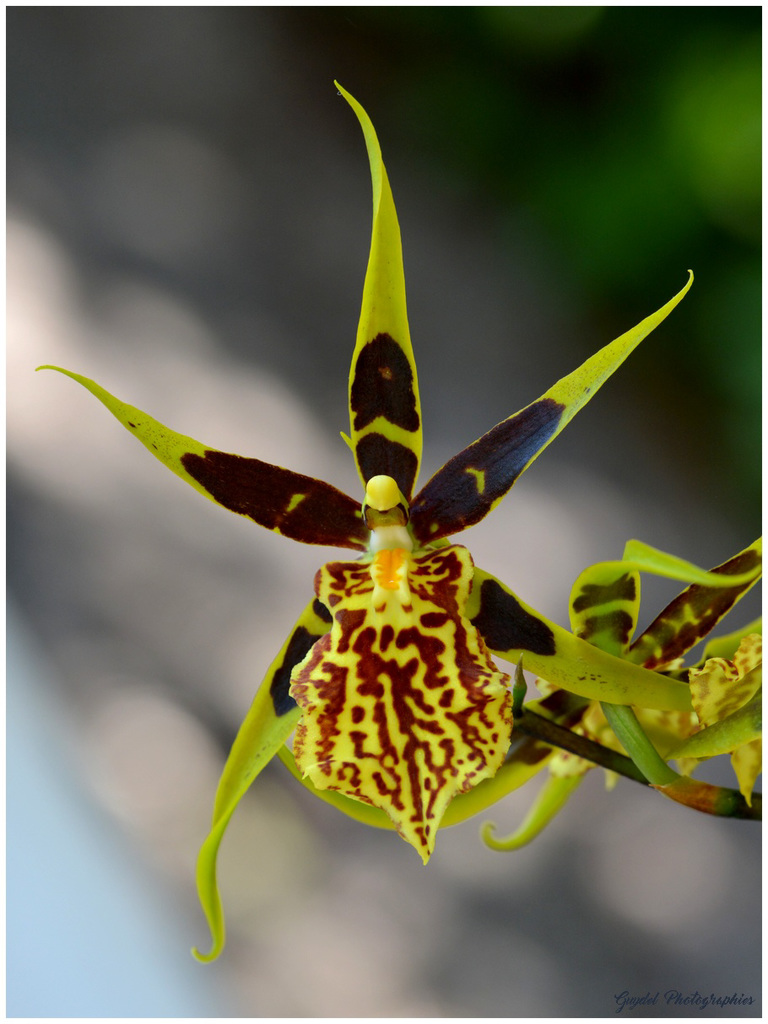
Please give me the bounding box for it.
[7,8,761,1017]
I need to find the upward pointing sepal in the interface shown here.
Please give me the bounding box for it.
[337,82,423,502]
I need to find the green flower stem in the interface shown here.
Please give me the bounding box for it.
[516,704,761,821]
[599,701,679,786]
[657,775,762,820]
[514,706,647,783]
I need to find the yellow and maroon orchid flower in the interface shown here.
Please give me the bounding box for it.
[40,84,709,960]
[481,538,761,851]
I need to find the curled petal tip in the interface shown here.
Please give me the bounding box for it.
[191,942,221,965]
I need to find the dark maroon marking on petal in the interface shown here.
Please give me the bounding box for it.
[380,624,395,651]
[420,611,451,630]
[271,625,324,716]
[578,610,635,647]
[356,432,419,501]
[471,578,556,656]
[313,598,333,624]
[629,547,762,669]
[335,609,369,653]
[350,334,420,433]
[572,573,637,613]
[351,706,365,724]
[180,450,368,549]
[410,398,565,542]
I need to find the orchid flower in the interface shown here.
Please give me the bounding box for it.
[40,83,745,962]
[482,538,761,851]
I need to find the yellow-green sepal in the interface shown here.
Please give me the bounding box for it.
[37,366,368,549]
[409,274,693,544]
[620,539,762,587]
[568,539,761,660]
[337,83,422,501]
[626,538,762,669]
[468,566,693,711]
[541,272,692,429]
[193,597,330,962]
[569,564,641,659]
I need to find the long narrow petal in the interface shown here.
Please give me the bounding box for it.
[193,597,331,962]
[38,366,368,549]
[337,84,423,501]
[466,566,694,711]
[626,539,762,669]
[566,539,761,659]
[410,273,693,543]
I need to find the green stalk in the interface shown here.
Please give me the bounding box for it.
[599,701,679,786]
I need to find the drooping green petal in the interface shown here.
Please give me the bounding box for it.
[481,774,584,851]
[626,538,762,669]
[193,597,331,963]
[467,566,693,711]
[38,366,368,550]
[409,273,693,544]
[290,544,513,862]
[337,84,422,501]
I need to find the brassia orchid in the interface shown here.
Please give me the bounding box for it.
[38,84,761,962]
[481,538,762,852]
